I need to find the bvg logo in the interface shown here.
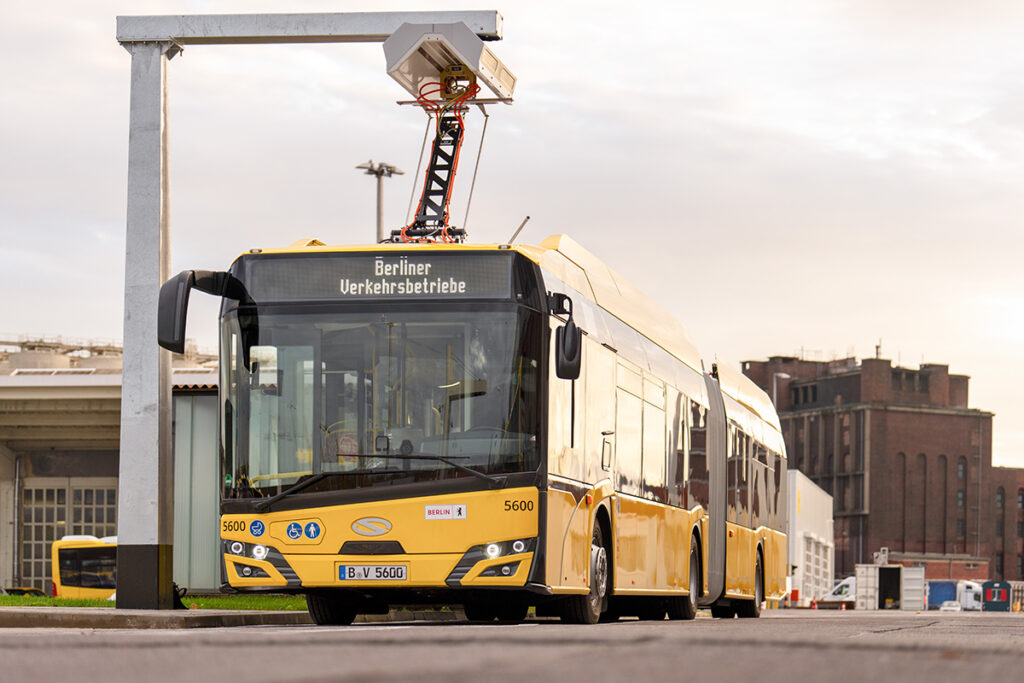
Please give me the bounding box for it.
[351,517,392,536]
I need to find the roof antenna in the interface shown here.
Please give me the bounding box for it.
[507,215,530,244]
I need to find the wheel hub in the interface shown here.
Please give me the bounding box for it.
[591,544,608,602]
[689,554,698,603]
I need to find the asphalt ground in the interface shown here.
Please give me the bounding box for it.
[2,610,1022,683]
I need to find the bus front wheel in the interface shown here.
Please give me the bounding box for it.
[306,592,357,626]
[560,522,608,624]
[463,601,497,623]
[495,599,529,624]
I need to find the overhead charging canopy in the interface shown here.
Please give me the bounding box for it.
[384,22,516,100]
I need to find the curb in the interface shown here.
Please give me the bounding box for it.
[0,606,462,629]
[0,607,313,629]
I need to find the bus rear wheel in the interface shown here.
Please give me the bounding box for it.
[667,535,699,621]
[710,604,735,619]
[560,521,608,624]
[306,592,357,626]
[737,555,763,619]
[636,601,666,621]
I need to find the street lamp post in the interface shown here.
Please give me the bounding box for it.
[356,160,404,243]
[772,372,791,407]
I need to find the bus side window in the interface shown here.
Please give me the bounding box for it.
[669,391,688,508]
[774,450,782,532]
[739,432,750,525]
[751,440,766,529]
[688,400,708,509]
[727,425,738,524]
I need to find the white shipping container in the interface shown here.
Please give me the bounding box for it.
[855,564,878,611]
[855,562,925,611]
[901,566,926,611]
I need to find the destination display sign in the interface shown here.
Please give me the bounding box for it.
[237,252,514,303]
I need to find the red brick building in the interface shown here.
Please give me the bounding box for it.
[743,356,1024,581]
[886,552,990,581]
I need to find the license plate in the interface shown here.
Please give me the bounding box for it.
[338,565,407,581]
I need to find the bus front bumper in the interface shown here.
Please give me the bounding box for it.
[222,538,537,591]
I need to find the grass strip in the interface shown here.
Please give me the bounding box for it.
[0,594,308,610]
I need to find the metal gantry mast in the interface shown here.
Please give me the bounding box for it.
[114,10,505,609]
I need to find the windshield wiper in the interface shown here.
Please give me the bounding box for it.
[372,452,507,488]
[253,453,506,512]
[254,469,405,512]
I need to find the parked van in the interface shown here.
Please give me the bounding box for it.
[818,576,856,609]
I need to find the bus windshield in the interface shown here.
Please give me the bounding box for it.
[57,545,117,590]
[221,306,542,499]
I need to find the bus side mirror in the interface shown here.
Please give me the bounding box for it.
[158,269,250,354]
[556,319,582,379]
[550,292,581,380]
[158,270,197,353]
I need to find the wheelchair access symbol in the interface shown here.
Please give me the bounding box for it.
[286,522,302,540]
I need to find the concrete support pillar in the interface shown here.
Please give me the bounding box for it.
[116,41,177,609]
[0,443,15,589]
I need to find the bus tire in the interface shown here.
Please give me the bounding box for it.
[737,554,763,619]
[668,535,699,621]
[598,596,622,622]
[306,592,357,626]
[560,521,608,624]
[495,599,529,624]
[636,600,666,621]
[710,604,735,619]
[464,601,497,622]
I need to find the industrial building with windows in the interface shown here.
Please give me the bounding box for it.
[744,354,1024,582]
[0,338,219,594]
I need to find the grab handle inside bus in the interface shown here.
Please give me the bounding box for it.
[550,292,582,380]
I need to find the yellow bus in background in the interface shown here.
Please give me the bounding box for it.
[159,234,787,624]
[51,535,117,600]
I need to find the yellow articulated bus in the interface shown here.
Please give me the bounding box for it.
[51,535,117,600]
[158,234,786,624]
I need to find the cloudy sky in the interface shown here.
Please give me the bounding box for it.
[2,1,1023,466]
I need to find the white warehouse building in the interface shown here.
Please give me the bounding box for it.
[788,469,834,607]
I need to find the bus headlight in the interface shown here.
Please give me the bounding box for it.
[223,539,278,562]
[446,539,537,586]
